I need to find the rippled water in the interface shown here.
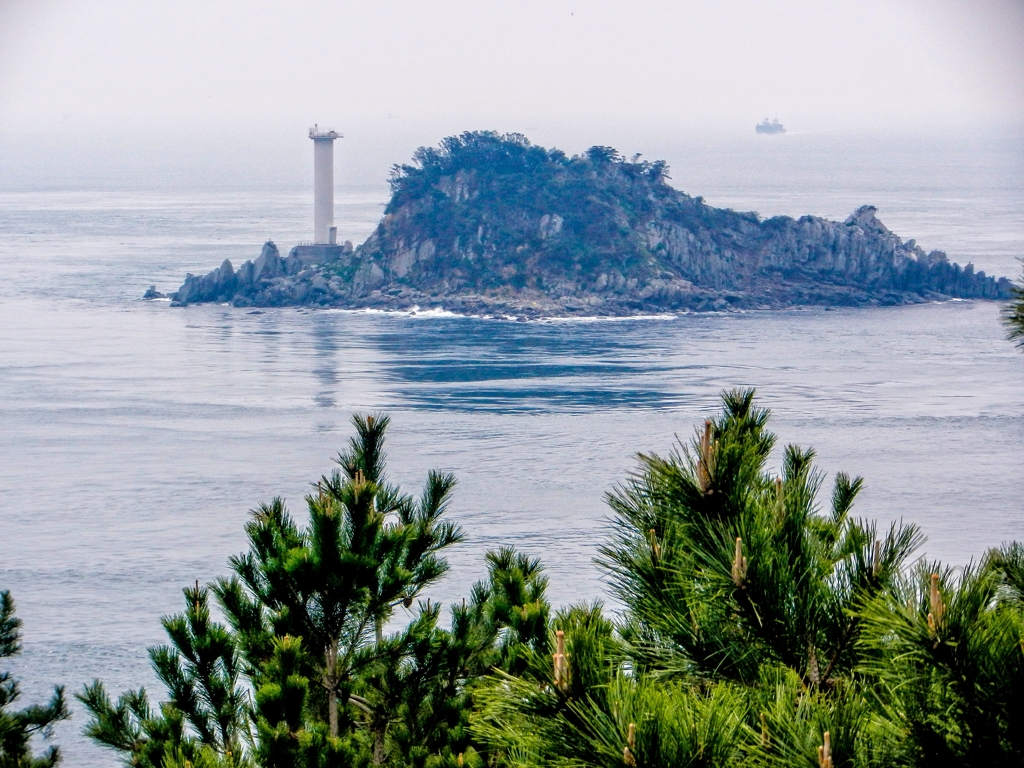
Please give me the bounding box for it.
[1,131,1022,765]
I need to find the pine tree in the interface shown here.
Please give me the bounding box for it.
[81,413,479,768]
[472,390,926,767]
[0,591,69,768]
[214,413,463,747]
[78,584,250,767]
[601,389,922,688]
[218,415,560,766]
[1003,260,1024,348]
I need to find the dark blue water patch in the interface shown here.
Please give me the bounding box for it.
[363,315,686,361]
[390,385,692,413]
[381,360,660,384]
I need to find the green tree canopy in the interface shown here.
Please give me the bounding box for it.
[1003,260,1024,347]
[77,397,1024,767]
[79,414,553,768]
[0,591,69,768]
[472,389,1024,767]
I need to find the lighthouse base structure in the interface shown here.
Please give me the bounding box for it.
[287,243,350,267]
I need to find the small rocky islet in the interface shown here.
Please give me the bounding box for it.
[155,131,1012,317]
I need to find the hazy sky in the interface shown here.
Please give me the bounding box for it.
[2,0,1023,132]
[1,0,1022,188]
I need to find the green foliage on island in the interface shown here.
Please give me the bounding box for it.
[0,591,69,767]
[375,131,682,292]
[65,394,1024,767]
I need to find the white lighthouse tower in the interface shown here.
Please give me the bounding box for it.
[309,125,341,244]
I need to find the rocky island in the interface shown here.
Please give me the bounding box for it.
[162,131,1011,317]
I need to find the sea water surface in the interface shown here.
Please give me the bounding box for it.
[1,130,1023,765]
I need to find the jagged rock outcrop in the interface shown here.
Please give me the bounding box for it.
[169,240,353,307]
[164,132,1012,315]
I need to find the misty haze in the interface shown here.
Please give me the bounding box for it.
[1,2,1023,766]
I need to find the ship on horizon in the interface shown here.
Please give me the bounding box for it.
[756,117,786,135]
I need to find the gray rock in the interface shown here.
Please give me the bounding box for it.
[236,259,255,287]
[253,241,283,282]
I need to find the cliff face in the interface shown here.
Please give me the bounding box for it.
[169,132,1011,315]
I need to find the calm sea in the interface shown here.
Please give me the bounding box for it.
[1,130,1023,765]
